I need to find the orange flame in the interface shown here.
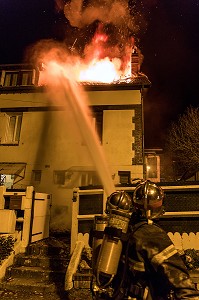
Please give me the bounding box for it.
[38,26,135,85]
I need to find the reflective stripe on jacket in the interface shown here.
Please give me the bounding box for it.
[121,222,199,300]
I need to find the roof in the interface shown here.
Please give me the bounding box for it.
[0,64,151,94]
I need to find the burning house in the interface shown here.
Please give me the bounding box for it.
[1,2,199,293]
[0,42,151,231]
[0,4,153,230]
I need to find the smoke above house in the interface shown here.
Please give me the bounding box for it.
[63,0,136,30]
[27,0,158,83]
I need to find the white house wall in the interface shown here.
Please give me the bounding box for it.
[103,110,135,165]
[87,90,141,105]
[0,88,144,231]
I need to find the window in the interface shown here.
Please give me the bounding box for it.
[53,169,101,186]
[79,171,101,186]
[146,155,160,182]
[81,116,98,146]
[32,170,42,183]
[21,70,35,85]
[3,71,18,86]
[0,112,22,144]
[0,69,36,87]
[93,110,103,142]
[53,171,66,185]
[118,171,131,184]
[79,194,103,215]
[0,174,6,185]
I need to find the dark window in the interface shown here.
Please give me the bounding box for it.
[79,194,103,215]
[32,170,42,182]
[147,156,157,178]
[53,171,65,185]
[118,171,131,184]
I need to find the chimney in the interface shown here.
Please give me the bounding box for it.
[131,47,140,75]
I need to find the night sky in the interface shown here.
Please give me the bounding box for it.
[0,0,199,148]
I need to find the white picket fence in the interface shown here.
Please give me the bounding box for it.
[76,232,199,251]
[168,232,199,251]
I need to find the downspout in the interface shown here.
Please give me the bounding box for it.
[141,85,146,180]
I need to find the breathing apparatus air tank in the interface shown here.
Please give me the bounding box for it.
[92,215,109,275]
[95,191,133,288]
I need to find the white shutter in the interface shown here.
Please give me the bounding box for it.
[0,113,10,143]
[0,71,5,86]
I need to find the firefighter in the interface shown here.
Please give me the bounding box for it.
[93,180,199,300]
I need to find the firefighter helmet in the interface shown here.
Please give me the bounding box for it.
[106,191,133,213]
[133,180,164,219]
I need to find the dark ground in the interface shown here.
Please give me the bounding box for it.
[0,231,93,300]
[0,288,93,300]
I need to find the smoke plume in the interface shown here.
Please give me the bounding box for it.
[64,0,136,30]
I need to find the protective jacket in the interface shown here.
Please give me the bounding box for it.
[111,220,199,300]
